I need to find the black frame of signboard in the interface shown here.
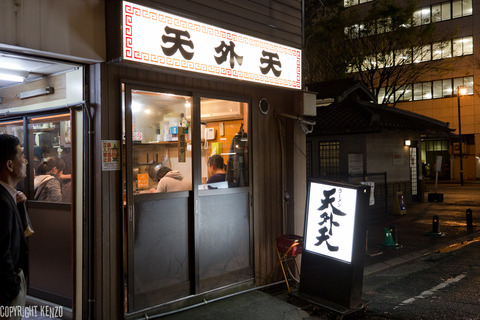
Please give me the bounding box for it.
[296,179,370,310]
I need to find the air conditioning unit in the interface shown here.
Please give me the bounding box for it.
[201,100,243,121]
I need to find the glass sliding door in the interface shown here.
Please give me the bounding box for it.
[27,113,73,307]
[123,86,253,313]
[197,97,251,292]
[124,86,193,312]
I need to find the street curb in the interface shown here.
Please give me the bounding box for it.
[363,230,480,277]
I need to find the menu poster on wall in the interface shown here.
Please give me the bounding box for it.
[304,181,358,264]
[348,153,363,175]
[102,140,121,171]
[122,1,301,89]
[392,148,404,165]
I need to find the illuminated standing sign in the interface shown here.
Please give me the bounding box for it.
[304,182,358,263]
[122,1,301,89]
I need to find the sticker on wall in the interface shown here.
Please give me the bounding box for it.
[137,173,149,189]
[102,140,121,171]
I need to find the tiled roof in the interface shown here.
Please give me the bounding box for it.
[310,96,453,136]
[307,79,375,102]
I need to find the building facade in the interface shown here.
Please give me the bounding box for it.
[344,0,479,181]
[0,1,310,319]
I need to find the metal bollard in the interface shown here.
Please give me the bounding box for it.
[466,209,473,230]
[432,215,440,234]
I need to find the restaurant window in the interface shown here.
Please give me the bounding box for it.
[0,119,25,192]
[200,98,249,190]
[128,90,192,194]
[29,114,72,203]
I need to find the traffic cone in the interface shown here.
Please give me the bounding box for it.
[383,228,397,247]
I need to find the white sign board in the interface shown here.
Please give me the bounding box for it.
[122,1,301,89]
[436,155,443,172]
[360,181,375,205]
[305,182,358,264]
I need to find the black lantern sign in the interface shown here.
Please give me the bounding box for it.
[295,180,370,313]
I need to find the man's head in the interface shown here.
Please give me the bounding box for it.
[208,155,224,174]
[156,166,172,182]
[0,134,27,186]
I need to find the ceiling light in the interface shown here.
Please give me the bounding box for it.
[17,87,54,99]
[0,67,28,82]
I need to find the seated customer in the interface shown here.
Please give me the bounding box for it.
[207,154,226,184]
[34,157,65,202]
[150,167,190,193]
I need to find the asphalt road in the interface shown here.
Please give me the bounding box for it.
[359,238,480,320]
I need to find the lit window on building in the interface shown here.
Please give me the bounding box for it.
[389,76,474,102]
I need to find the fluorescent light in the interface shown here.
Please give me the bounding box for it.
[0,67,28,83]
[0,73,24,82]
[17,87,54,99]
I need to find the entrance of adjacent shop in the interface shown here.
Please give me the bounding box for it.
[122,84,253,313]
[0,53,84,313]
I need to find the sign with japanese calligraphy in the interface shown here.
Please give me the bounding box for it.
[102,140,121,171]
[122,1,301,89]
[304,182,358,263]
[178,126,186,162]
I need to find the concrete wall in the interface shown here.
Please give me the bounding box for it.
[366,132,413,182]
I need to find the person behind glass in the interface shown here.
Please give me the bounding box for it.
[207,154,226,184]
[149,166,190,193]
[34,157,65,202]
[0,134,28,320]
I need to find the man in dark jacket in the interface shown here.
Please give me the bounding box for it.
[0,134,28,320]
